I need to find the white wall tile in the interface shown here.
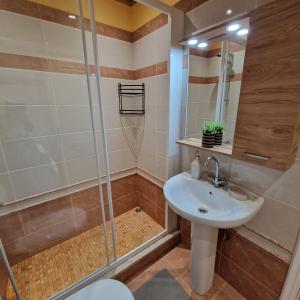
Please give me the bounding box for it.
[207,56,221,77]
[230,159,283,195]
[102,104,122,129]
[0,173,15,205]
[3,136,63,171]
[156,155,167,181]
[50,73,89,106]
[155,132,167,157]
[0,106,59,140]
[108,149,135,173]
[0,69,54,106]
[154,25,170,64]
[98,35,133,70]
[264,161,300,210]
[61,131,96,161]
[246,197,300,252]
[156,106,168,133]
[156,74,169,107]
[189,56,208,77]
[0,11,46,57]
[41,20,84,62]
[56,106,94,133]
[11,162,68,199]
[66,156,97,185]
[133,32,156,70]
[232,50,245,74]
[106,128,129,152]
[137,149,156,175]
[0,145,7,173]
[99,78,120,106]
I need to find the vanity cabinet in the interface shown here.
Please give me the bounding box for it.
[232,0,300,170]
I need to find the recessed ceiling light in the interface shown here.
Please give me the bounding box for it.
[68,14,76,20]
[227,23,240,32]
[188,39,198,45]
[198,42,208,48]
[237,28,249,36]
[226,9,232,15]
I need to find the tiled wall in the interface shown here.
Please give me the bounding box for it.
[216,230,289,300]
[0,173,165,266]
[136,174,165,227]
[0,1,170,206]
[134,24,170,181]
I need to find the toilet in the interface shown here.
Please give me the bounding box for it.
[67,279,135,300]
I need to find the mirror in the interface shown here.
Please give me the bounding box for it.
[184,19,249,147]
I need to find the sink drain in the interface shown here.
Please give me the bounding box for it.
[198,208,208,214]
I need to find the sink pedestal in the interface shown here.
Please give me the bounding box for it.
[191,223,218,295]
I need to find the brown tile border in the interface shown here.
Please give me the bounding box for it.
[0,0,210,45]
[190,47,221,58]
[0,52,167,79]
[189,75,218,84]
[136,174,166,227]
[0,0,133,43]
[132,13,168,42]
[218,255,278,300]
[219,229,289,297]
[189,74,242,84]
[101,66,135,80]
[135,61,168,79]
[174,0,209,13]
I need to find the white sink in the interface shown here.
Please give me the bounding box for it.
[164,172,264,228]
[164,172,264,295]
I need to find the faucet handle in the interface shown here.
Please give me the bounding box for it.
[208,175,227,188]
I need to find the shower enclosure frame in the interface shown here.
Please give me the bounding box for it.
[0,0,183,298]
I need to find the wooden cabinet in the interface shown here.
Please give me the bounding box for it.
[232,0,300,170]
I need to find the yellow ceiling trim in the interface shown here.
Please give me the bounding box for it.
[29,0,179,32]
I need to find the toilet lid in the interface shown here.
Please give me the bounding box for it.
[66,279,135,300]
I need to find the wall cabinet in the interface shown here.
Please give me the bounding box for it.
[232,0,300,170]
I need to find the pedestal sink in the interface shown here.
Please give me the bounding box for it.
[164,172,264,295]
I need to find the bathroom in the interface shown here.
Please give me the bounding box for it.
[0,0,299,299]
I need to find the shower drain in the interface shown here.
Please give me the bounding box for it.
[198,208,208,214]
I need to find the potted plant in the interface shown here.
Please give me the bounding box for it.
[213,122,225,146]
[201,122,215,148]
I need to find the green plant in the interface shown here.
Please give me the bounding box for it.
[202,121,225,134]
[213,122,225,134]
[202,122,216,135]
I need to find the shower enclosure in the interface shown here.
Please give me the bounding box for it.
[0,0,169,299]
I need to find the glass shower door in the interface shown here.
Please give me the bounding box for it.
[0,0,116,299]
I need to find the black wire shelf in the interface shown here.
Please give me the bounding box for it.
[118,83,145,115]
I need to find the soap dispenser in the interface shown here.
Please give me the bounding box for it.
[191,151,201,179]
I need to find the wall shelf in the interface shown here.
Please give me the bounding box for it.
[177,138,232,156]
[118,83,145,115]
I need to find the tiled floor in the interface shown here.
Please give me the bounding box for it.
[127,244,246,300]
[6,208,164,300]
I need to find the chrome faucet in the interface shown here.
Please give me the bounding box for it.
[202,156,227,188]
